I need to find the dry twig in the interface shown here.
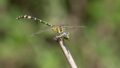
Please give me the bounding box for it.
[57,38,78,68]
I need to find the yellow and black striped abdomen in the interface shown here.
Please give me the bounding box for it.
[16,15,53,27]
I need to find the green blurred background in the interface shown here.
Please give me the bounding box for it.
[0,0,120,68]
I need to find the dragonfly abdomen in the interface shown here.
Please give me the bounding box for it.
[16,15,52,27]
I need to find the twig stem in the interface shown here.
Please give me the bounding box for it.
[58,39,78,68]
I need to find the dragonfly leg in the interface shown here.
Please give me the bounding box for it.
[54,32,70,40]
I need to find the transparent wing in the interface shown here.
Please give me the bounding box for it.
[30,28,51,37]
[62,25,85,28]
[60,25,85,39]
[61,25,85,31]
[30,25,85,37]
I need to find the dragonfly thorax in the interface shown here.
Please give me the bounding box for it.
[51,26,64,33]
[51,25,70,40]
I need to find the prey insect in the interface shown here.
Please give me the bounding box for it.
[16,15,84,40]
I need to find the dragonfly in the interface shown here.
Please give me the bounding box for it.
[16,15,84,40]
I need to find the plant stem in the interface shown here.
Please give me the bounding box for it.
[58,39,78,68]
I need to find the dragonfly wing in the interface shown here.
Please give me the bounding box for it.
[31,28,51,37]
[62,26,85,29]
[60,25,85,39]
[61,26,85,32]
